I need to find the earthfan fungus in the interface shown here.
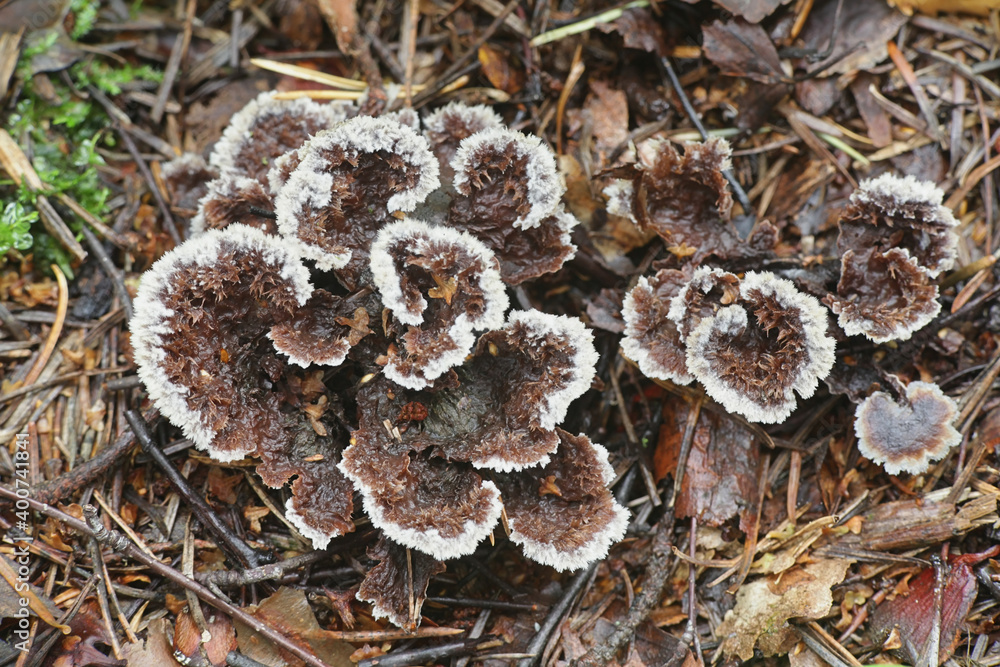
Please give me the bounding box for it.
[133,101,622,628]
[369,218,508,389]
[423,101,503,182]
[130,224,356,547]
[161,153,217,212]
[189,175,277,235]
[855,380,960,475]
[622,267,835,423]
[447,127,579,283]
[274,116,441,277]
[602,137,776,262]
[826,173,959,343]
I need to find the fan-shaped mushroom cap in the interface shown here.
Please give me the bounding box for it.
[855,381,960,475]
[274,116,441,277]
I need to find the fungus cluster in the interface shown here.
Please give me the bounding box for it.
[610,138,961,471]
[826,173,959,343]
[139,96,626,628]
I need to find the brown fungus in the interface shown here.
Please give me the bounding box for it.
[826,173,959,343]
[161,153,218,212]
[624,267,836,423]
[603,138,776,262]
[679,269,835,423]
[423,101,503,182]
[357,536,445,630]
[369,218,508,389]
[620,268,694,385]
[338,310,621,564]
[855,380,960,475]
[130,225,355,547]
[274,116,441,279]
[190,176,278,236]
[494,429,629,571]
[209,92,349,184]
[447,127,578,283]
[268,289,372,368]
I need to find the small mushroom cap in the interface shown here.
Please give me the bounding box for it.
[678,268,836,424]
[451,127,563,230]
[357,537,444,630]
[190,175,277,236]
[267,290,371,368]
[209,92,347,183]
[274,116,440,275]
[620,269,693,385]
[161,153,218,211]
[855,381,960,475]
[423,101,504,181]
[828,172,959,342]
[130,224,312,461]
[496,430,629,571]
[370,217,508,389]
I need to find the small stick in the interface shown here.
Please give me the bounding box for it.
[23,265,68,388]
[124,410,267,569]
[79,225,133,321]
[0,494,331,667]
[357,640,477,667]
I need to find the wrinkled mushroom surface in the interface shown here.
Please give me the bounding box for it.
[826,173,958,343]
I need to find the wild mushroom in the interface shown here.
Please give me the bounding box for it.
[161,153,218,213]
[826,173,959,343]
[130,224,356,547]
[189,175,277,236]
[855,380,960,475]
[339,310,622,562]
[624,267,836,423]
[602,137,776,263]
[209,92,349,184]
[446,126,579,283]
[369,217,508,389]
[273,116,441,280]
[423,101,504,182]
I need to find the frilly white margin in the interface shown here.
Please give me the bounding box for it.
[451,127,563,229]
[189,175,264,236]
[284,501,338,550]
[338,457,503,560]
[603,180,636,222]
[372,217,508,389]
[684,271,835,424]
[620,276,695,385]
[506,310,600,431]
[835,248,941,343]
[274,117,441,271]
[267,329,351,369]
[423,101,503,140]
[161,152,214,181]
[851,172,958,277]
[130,224,312,462]
[855,381,960,476]
[208,92,346,176]
[508,438,628,572]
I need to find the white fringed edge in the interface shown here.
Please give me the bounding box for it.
[855,381,960,475]
[338,456,503,560]
[161,152,215,181]
[209,92,345,176]
[189,175,266,237]
[835,248,941,343]
[451,127,563,229]
[684,271,836,424]
[603,180,636,222]
[505,310,599,431]
[130,224,312,462]
[509,439,628,573]
[620,277,695,385]
[274,117,440,270]
[423,101,503,142]
[370,217,508,328]
[285,500,340,550]
[268,330,351,369]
